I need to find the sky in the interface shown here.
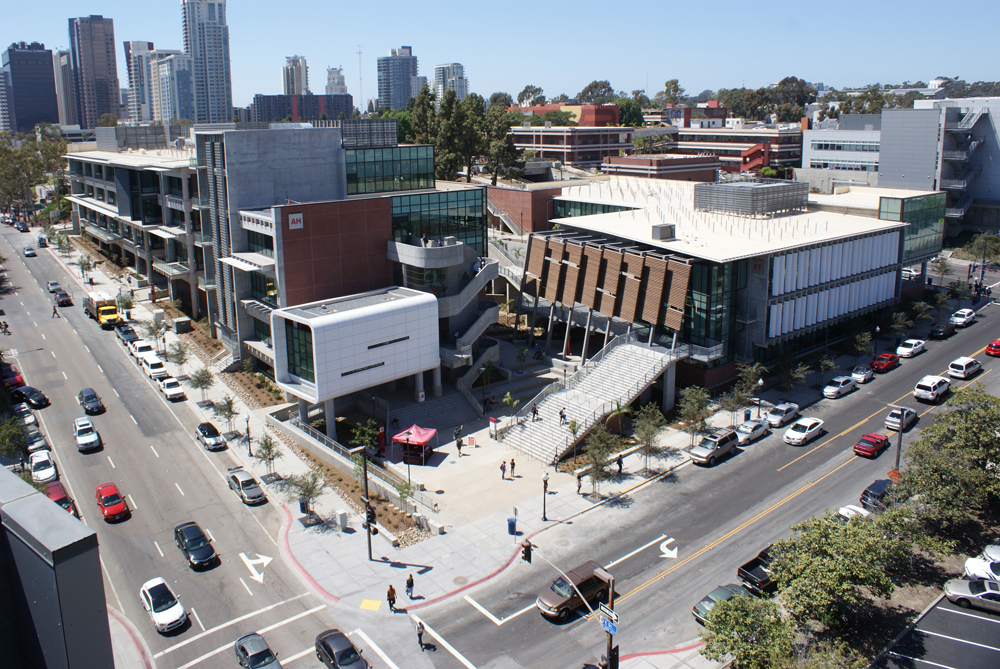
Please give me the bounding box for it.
[4,1,999,109]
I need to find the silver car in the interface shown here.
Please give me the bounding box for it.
[734,419,768,446]
[766,403,799,428]
[689,429,738,466]
[943,578,1000,612]
[73,416,101,451]
[885,407,917,431]
[235,632,283,668]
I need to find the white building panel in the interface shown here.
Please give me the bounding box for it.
[839,283,849,315]
[819,289,830,321]
[798,251,809,290]
[838,242,849,280]
[772,255,784,296]
[806,292,817,326]
[784,253,796,294]
[769,303,781,337]
[820,245,831,284]
[809,248,821,286]
[862,237,874,273]
[782,298,794,334]
[794,296,806,330]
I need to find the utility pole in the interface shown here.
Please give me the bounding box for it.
[350,446,375,561]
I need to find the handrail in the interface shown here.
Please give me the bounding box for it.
[486,199,524,235]
[455,381,484,416]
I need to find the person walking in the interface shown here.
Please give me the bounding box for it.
[509,458,516,478]
[52,305,59,318]
[500,460,507,480]
[2,322,8,335]
[406,574,415,599]
[531,404,539,421]
[387,584,397,612]
[456,437,463,457]
[576,474,583,494]
[617,454,624,474]
[559,408,567,425]
[415,621,425,650]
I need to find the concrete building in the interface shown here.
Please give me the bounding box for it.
[0,72,9,132]
[325,66,347,96]
[377,46,418,110]
[282,55,308,95]
[250,94,353,123]
[512,103,619,127]
[124,41,155,124]
[51,49,75,126]
[68,15,119,129]
[433,63,467,109]
[2,42,59,134]
[601,154,720,181]
[148,51,194,123]
[664,121,804,173]
[181,0,232,124]
[509,124,634,168]
[643,101,728,128]
[797,114,881,193]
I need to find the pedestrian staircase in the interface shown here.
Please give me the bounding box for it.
[501,334,685,463]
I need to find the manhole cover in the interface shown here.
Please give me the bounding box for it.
[558,539,570,547]
[453,576,468,585]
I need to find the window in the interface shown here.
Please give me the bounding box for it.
[346,145,435,195]
[249,272,277,306]
[284,320,313,382]
[253,318,272,345]
[390,188,487,256]
[246,230,273,257]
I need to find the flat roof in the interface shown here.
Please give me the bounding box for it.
[66,148,192,170]
[809,185,943,211]
[283,286,427,321]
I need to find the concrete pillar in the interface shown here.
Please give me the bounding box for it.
[581,309,593,361]
[414,370,425,402]
[324,398,337,441]
[528,294,539,347]
[432,365,442,398]
[661,364,677,413]
[561,303,572,359]
[603,320,611,349]
[545,304,555,352]
[297,396,308,420]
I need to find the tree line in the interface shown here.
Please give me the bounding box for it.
[0,124,67,225]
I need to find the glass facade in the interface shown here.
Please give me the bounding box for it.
[346,145,435,195]
[253,317,272,345]
[553,200,636,219]
[249,272,277,306]
[284,320,313,382]
[684,260,747,367]
[810,140,880,152]
[880,193,945,263]
[246,230,274,257]
[809,159,878,172]
[391,188,486,256]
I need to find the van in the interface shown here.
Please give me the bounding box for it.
[914,375,950,403]
[140,353,168,379]
[948,356,982,380]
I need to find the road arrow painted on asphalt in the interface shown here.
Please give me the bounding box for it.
[240,552,274,583]
[659,538,677,559]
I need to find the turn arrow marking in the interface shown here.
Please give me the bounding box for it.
[239,552,274,584]
[659,538,677,559]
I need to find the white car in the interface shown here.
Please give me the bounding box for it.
[783,418,824,445]
[823,376,856,399]
[837,505,872,523]
[980,545,1000,561]
[139,577,187,633]
[29,450,58,483]
[850,365,874,384]
[914,375,950,403]
[885,407,917,431]
[766,403,800,428]
[73,416,101,451]
[950,308,976,327]
[158,377,186,401]
[128,339,155,360]
[13,402,35,426]
[896,339,925,357]
[734,419,768,445]
[964,558,1000,581]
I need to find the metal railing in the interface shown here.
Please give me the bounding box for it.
[210,349,233,370]
[455,381,484,416]
[486,199,524,235]
[689,341,724,362]
[488,237,525,268]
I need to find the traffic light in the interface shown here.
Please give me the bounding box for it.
[521,540,532,564]
[366,505,378,535]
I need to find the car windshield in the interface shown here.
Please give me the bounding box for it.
[969,580,987,595]
[859,438,876,448]
[165,380,179,388]
[201,424,219,437]
[336,646,362,664]
[55,497,72,510]
[82,391,98,403]
[241,479,259,491]
[148,584,177,613]
[791,424,807,433]
[736,424,754,435]
[102,493,122,506]
[31,458,50,472]
[186,534,209,550]
[550,576,575,598]
[246,649,277,668]
[77,425,94,436]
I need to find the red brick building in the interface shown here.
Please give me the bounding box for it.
[511,103,619,127]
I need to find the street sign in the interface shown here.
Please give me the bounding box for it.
[600,617,618,635]
[599,603,618,623]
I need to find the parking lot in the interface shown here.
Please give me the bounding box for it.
[874,595,1000,669]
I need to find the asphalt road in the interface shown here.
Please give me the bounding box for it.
[417,294,1000,667]
[875,596,1000,669]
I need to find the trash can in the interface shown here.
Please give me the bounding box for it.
[507,517,517,536]
[743,409,751,423]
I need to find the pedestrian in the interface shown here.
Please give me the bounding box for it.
[617,454,624,474]
[500,460,506,480]
[510,458,516,478]
[2,322,8,335]
[52,305,59,318]
[421,234,427,247]
[576,474,583,494]
[456,437,463,456]
[406,574,415,599]
[415,621,425,650]
[559,407,567,425]
[531,404,539,421]
[387,584,397,612]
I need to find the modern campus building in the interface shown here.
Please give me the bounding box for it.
[325,66,347,96]
[433,63,468,108]
[376,46,419,110]
[512,103,620,127]
[664,121,804,173]
[249,94,353,123]
[68,15,119,129]
[282,55,309,95]
[51,49,75,126]
[643,101,728,128]
[797,114,881,192]
[601,154,721,181]
[181,0,232,123]
[124,41,155,124]
[1,42,59,134]
[509,124,635,168]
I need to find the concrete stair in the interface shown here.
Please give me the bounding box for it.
[387,387,483,436]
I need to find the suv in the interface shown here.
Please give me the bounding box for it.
[914,375,950,403]
[766,403,799,428]
[73,416,101,451]
[689,428,738,466]
[948,356,982,380]
[227,467,265,505]
[860,479,895,512]
[140,353,168,379]
[535,560,609,621]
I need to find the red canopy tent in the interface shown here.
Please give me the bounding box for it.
[391,425,438,464]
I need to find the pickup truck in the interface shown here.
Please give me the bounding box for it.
[737,545,777,596]
[115,323,139,347]
[82,291,120,329]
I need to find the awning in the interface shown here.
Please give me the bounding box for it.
[231,252,276,270]
[392,425,437,447]
[148,227,181,240]
[220,256,265,273]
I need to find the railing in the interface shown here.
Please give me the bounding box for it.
[455,380,484,416]
[959,106,987,129]
[210,349,233,370]
[486,199,524,235]
[488,237,525,268]
[194,234,213,246]
[735,308,758,324]
[689,341,724,362]
[191,197,210,209]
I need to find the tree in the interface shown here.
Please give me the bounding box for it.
[662,79,685,105]
[187,366,215,402]
[502,391,519,418]
[166,341,189,372]
[605,399,634,433]
[577,80,615,104]
[631,89,651,107]
[284,469,328,516]
[253,433,284,477]
[213,394,239,433]
[719,391,746,427]
[948,279,973,308]
[116,292,134,320]
[489,92,513,108]
[458,93,487,183]
[779,361,810,401]
[139,319,166,354]
[435,90,464,180]
[583,424,617,496]
[350,417,379,452]
[678,386,710,446]
[851,330,872,365]
[814,353,836,389]
[614,97,644,127]
[931,289,951,323]
[97,113,118,127]
[758,166,778,179]
[0,416,26,459]
[909,300,933,325]
[517,85,542,106]
[550,93,569,104]
[889,311,913,342]
[411,85,437,145]
[77,255,92,280]
[930,256,952,288]
[567,418,580,460]
[701,594,793,669]
[633,403,665,473]
[56,233,72,258]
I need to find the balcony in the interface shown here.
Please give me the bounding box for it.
[689,340,724,363]
[193,234,214,247]
[153,258,191,277]
[198,275,216,291]
[387,239,466,269]
[163,194,188,212]
[191,197,210,210]
[189,157,207,168]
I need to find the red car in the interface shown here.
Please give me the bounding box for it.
[987,339,1000,357]
[45,481,79,518]
[2,365,24,389]
[95,483,130,522]
[853,433,890,458]
[871,353,900,373]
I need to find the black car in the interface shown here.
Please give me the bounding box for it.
[77,388,105,414]
[316,629,368,668]
[174,521,217,569]
[115,324,139,346]
[55,291,72,307]
[860,479,896,512]
[12,386,48,408]
[929,321,957,339]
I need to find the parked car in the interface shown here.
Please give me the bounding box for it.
[850,365,874,384]
[901,267,919,280]
[158,377,186,401]
[689,428,739,466]
[197,422,226,450]
[12,402,35,426]
[896,339,925,358]
[3,367,24,389]
[11,386,48,408]
[942,578,1000,612]
[947,356,982,380]
[783,418,824,446]
[235,632,283,668]
[23,247,35,257]
[929,322,957,339]
[950,308,976,327]
[692,584,751,625]
[837,505,872,523]
[979,545,1000,561]
[128,339,154,360]
[116,324,139,346]
[823,376,856,399]
[853,432,890,458]
[95,482,130,521]
[766,403,800,428]
[44,481,78,517]
[24,424,48,453]
[77,387,105,414]
[987,339,1000,357]
[54,291,72,307]
[535,560,609,621]
[73,416,101,451]
[140,353,168,379]
[914,375,950,403]
[871,353,900,373]
[315,629,368,669]
[734,419,768,446]
[227,467,265,505]
[29,450,57,483]
[738,546,777,596]
[964,559,1000,581]
[174,521,217,569]
[140,578,187,633]
[885,406,917,431]
[859,479,895,512]
[46,281,60,293]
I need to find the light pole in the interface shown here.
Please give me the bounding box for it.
[873,326,880,357]
[246,414,252,457]
[542,472,549,521]
[756,378,764,419]
[350,446,374,562]
[980,232,997,284]
[887,403,907,475]
[480,365,488,404]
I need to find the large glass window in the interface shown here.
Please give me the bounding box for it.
[284,320,313,382]
[553,200,637,218]
[683,260,746,364]
[246,230,274,257]
[894,193,945,262]
[390,188,487,256]
[346,145,434,195]
[253,318,272,345]
[250,272,277,306]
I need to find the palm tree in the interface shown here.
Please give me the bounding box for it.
[605,399,634,434]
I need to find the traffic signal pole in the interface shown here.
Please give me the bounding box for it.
[350,446,374,561]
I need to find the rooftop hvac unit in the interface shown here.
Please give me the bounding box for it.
[651,224,675,241]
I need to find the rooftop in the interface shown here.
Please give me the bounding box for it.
[66,148,193,170]
[283,286,430,321]
[809,185,942,212]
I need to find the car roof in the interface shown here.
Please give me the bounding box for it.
[565,560,602,581]
[74,416,94,427]
[176,522,204,539]
[902,339,922,344]
[97,482,118,493]
[830,376,851,382]
[317,629,352,652]
[232,469,254,482]
[950,356,976,364]
[79,387,97,395]
[237,632,269,653]
[773,403,796,411]
[865,479,893,494]
[918,375,948,383]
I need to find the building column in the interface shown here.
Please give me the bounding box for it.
[661,364,677,413]
[544,304,555,352]
[324,398,337,441]
[432,365,442,398]
[297,396,308,420]
[581,309,593,361]
[561,303,572,359]
[414,370,425,402]
[528,295,539,347]
[603,320,611,348]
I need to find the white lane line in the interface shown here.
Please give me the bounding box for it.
[19,301,22,306]
[605,534,668,569]
[128,494,137,510]
[130,415,137,425]
[942,607,1000,624]
[150,445,159,458]
[97,364,103,373]
[239,577,253,596]
[887,652,956,669]
[916,627,1000,652]
[107,456,115,469]
[85,345,90,353]
[41,334,45,340]
[100,557,125,613]
[113,388,119,397]
[205,528,214,542]
[352,628,401,669]
[175,482,185,496]
[153,593,309,658]
[410,615,476,668]
[49,349,53,357]
[62,371,67,379]
[190,608,205,632]
[281,647,314,664]
[257,604,326,634]
[463,596,501,625]
[153,541,164,557]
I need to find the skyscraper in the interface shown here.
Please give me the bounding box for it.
[148,51,194,123]
[181,0,232,123]
[69,16,120,129]
[52,49,75,126]
[0,72,10,132]
[434,63,468,109]
[282,55,308,95]
[376,46,418,110]
[124,41,155,124]
[325,66,347,96]
[2,42,59,134]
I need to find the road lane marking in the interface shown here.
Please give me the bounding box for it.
[916,627,1000,651]
[175,482,185,496]
[85,345,90,353]
[113,388,119,397]
[942,606,1000,624]
[128,494,137,510]
[605,534,668,569]
[62,371,66,379]
[240,552,273,584]
[886,651,954,669]
[130,414,137,425]
[352,628,401,669]
[49,350,53,357]
[41,334,45,340]
[463,596,501,624]
[189,608,205,632]
[107,456,115,469]
[153,541,164,557]
[150,445,159,458]
[239,577,253,596]
[281,647,314,664]
[205,528,214,541]
[410,615,476,668]
[153,592,309,658]
[256,604,326,634]
[97,364,103,373]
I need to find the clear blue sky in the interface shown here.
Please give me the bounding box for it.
[4,1,998,109]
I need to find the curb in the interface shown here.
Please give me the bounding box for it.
[621,639,705,661]
[108,606,156,669]
[278,504,340,603]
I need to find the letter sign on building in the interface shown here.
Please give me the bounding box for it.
[288,213,303,230]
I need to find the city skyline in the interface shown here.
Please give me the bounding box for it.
[0,1,998,114]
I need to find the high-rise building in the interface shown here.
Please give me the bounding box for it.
[124,41,154,124]
[377,46,419,110]
[434,63,468,108]
[250,93,353,123]
[148,51,194,123]
[325,66,347,96]
[0,72,9,132]
[282,55,308,95]
[181,0,232,123]
[411,75,427,102]
[69,15,120,129]
[2,42,59,133]
[52,49,75,126]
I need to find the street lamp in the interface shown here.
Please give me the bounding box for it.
[246,414,252,457]
[756,378,764,419]
[887,403,907,474]
[873,326,880,357]
[542,472,549,521]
